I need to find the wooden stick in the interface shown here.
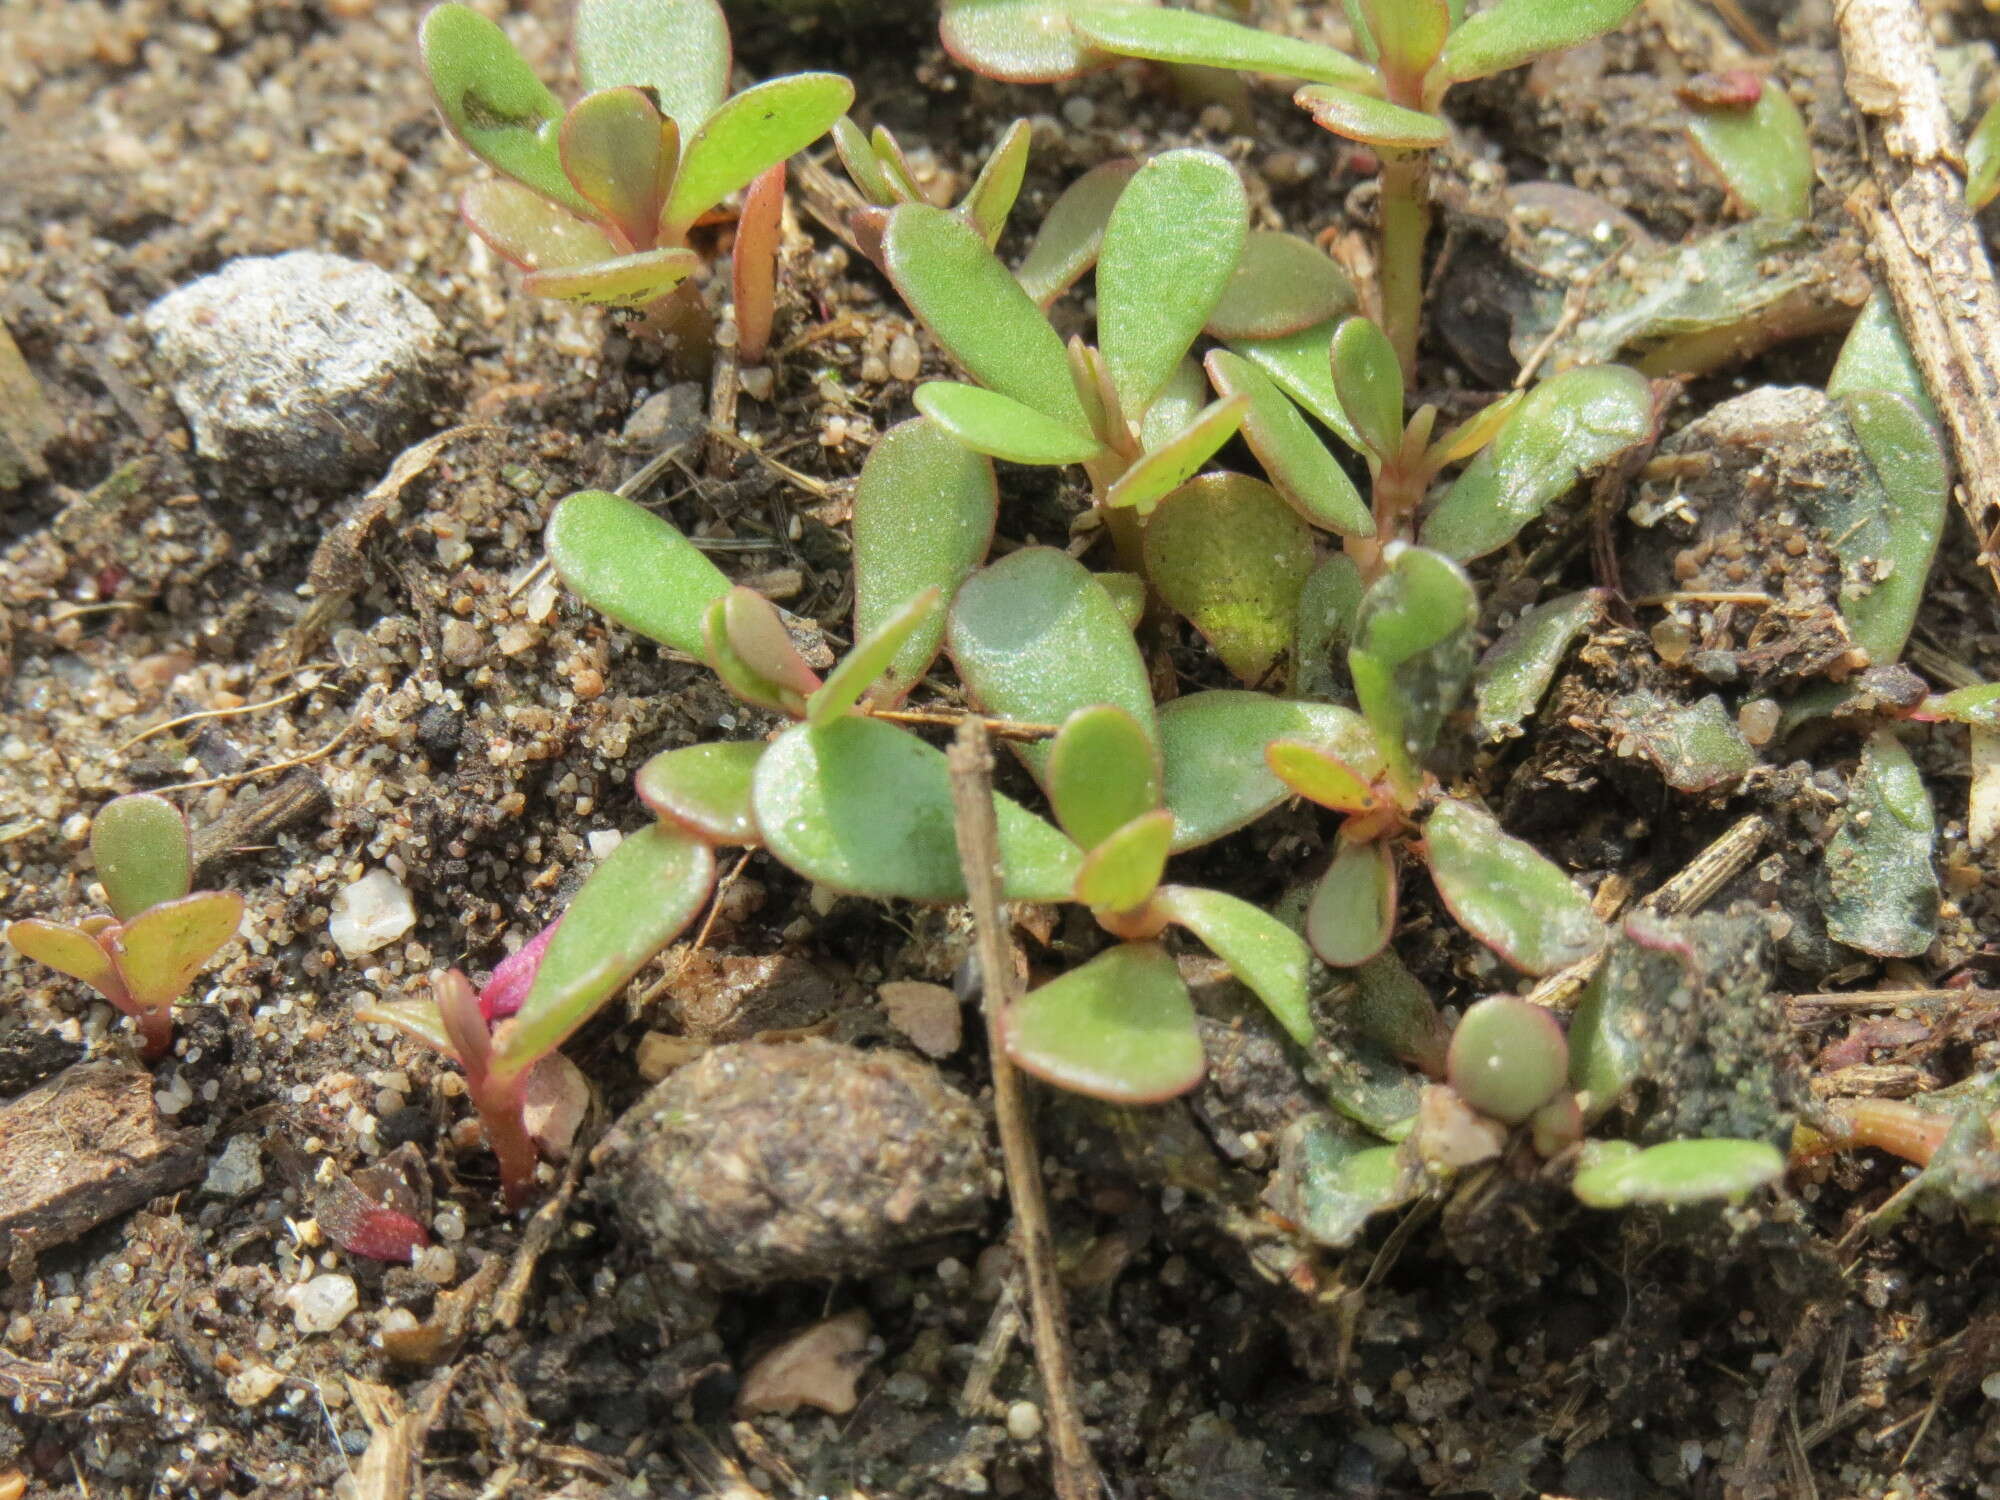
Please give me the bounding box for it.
[1835,0,2000,603]
[946,722,1102,1500]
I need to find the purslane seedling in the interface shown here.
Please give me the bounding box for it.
[6,793,243,1060]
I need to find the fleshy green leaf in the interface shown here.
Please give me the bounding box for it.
[1827,289,1937,425]
[1295,552,1366,700]
[636,741,765,845]
[546,489,730,657]
[851,418,997,703]
[1350,950,1448,1074]
[1605,692,1756,793]
[1097,149,1249,420]
[1015,160,1139,307]
[939,0,1143,83]
[960,118,1033,246]
[354,997,453,1056]
[948,547,1157,783]
[110,891,244,1012]
[1204,231,1357,342]
[1424,798,1605,974]
[1293,86,1449,149]
[93,793,192,921]
[1048,704,1163,850]
[574,0,730,137]
[1136,357,1211,454]
[833,115,899,205]
[1274,1120,1415,1248]
[7,918,121,999]
[1834,390,1949,666]
[560,87,668,248]
[1068,3,1373,88]
[1144,473,1316,685]
[1002,940,1205,1102]
[1686,76,1814,222]
[1919,684,2000,728]
[1969,95,2000,210]
[1205,351,1370,536]
[1823,730,1938,959]
[1159,692,1378,851]
[1266,740,1381,813]
[493,824,715,1081]
[1305,838,1396,968]
[705,590,819,716]
[1359,0,1448,82]
[1424,389,1524,470]
[1445,995,1568,1125]
[1329,316,1405,459]
[914,382,1101,465]
[752,717,1083,901]
[522,248,701,306]
[1421,364,1653,560]
[462,180,620,270]
[1348,545,1478,791]
[1104,396,1248,514]
[662,73,855,238]
[1073,810,1174,912]
[1100,572,1146,630]
[1153,883,1315,1048]
[884,205,1093,429]
[1228,322,1365,453]
[1473,591,1602,742]
[1571,1137,1784,1209]
[1437,0,1646,85]
[809,589,943,724]
[421,4,584,213]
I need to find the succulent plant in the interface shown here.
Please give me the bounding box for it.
[6,793,243,1060]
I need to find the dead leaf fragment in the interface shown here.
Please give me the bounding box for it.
[736,1309,874,1416]
[879,981,963,1058]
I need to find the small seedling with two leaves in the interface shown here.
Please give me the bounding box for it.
[6,794,243,1060]
[422,0,851,358]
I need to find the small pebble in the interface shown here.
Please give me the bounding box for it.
[225,1363,286,1408]
[329,871,417,960]
[289,1274,359,1335]
[1008,1400,1044,1442]
[1061,96,1095,130]
[887,333,922,382]
[203,1135,264,1198]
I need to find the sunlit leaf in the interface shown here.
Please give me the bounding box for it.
[1305,838,1396,968]
[1969,95,2000,210]
[1445,995,1568,1124]
[662,73,855,237]
[422,4,584,212]
[1069,3,1373,88]
[1423,389,1523,470]
[1918,684,2000,728]
[462,180,619,270]
[1228,322,1365,453]
[833,115,899,205]
[961,118,1033,246]
[1267,739,1380,813]
[110,891,244,1011]
[1424,798,1604,974]
[1153,883,1314,1048]
[914,382,1100,465]
[1144,473,1316,685]
[355,997,453,1056]
[1473,590,1601,742]
[732,160,784,364]
[1359,0,1448,83]
[870,124,925,202]
[810,589,943,725]
[752,717,1083,901]
[1348,545,1477,791]
[1097,149,1249,419]
[1073,810,1174,912]
[939,0,1148,82]
[479,925,557,1022]
[1105,396,1248,514]
[705,590,819,717]
[1159,692,1377,850]
[1437,0,1646,85]
[575,0,730,135]
[948,547,1157,783]
[1294,85,1449,149]
[1136,357,1210,454]
[7,918,121,999]
[1421,363,1652,560]
[1204,231,1357,342]
[1685,75,1814,222]
[93,793,191,922]
[522,247,702,306]
[636,741,765,845]
[1571,1137,1784,1209]
[436,968,492,1075]
[884,205,1093,429]
[546,489,731,657]
[1295,552,1366,701]
[1205,351,1370,536]
[1826,289,1937,425]
[1003,940,1204,1102]
[1823,730,1938,958]
[493,824,715,1081]
[561,87,667,247]
[1048,704,1163,850]
[851,418,997,704]
[1015,160,1138,307]
[1329,316,1405,460]
[1834,390,1948,666]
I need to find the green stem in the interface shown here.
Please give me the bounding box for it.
[1378,150,1432,385]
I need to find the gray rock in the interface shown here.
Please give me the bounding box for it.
[143,251,443,490]
[591,1040,992,1284]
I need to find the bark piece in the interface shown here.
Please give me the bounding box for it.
[0,1063,203,1274]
